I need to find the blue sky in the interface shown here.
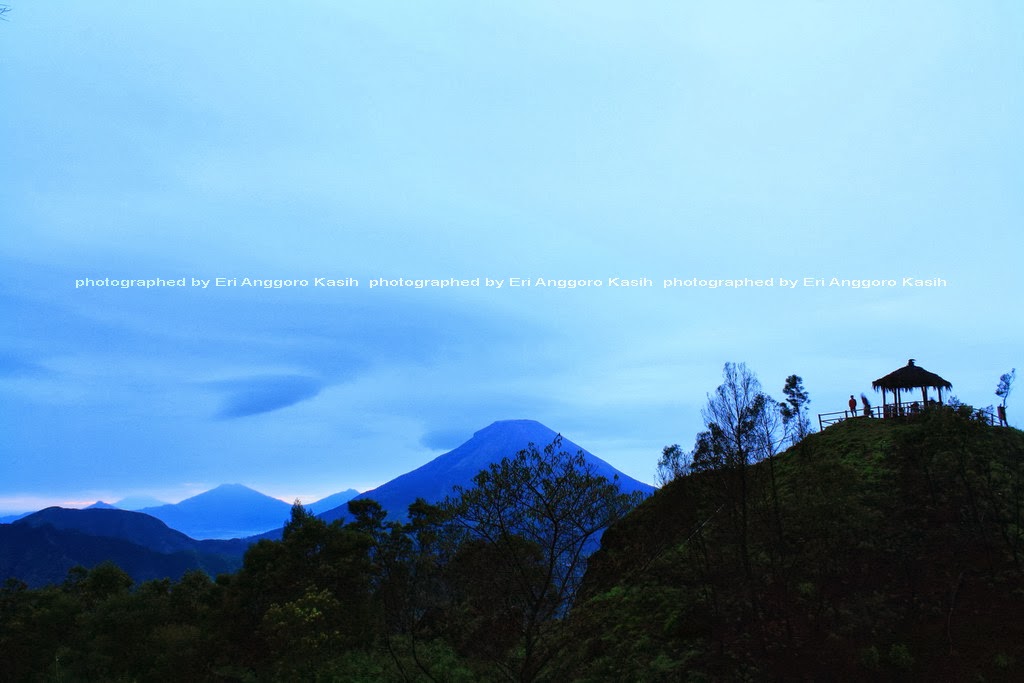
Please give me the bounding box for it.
[2,2,1021,513]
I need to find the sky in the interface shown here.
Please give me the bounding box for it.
[1,1,1022,514]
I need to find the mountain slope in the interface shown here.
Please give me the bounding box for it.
[140,484,293,539]
[321,419,654,523]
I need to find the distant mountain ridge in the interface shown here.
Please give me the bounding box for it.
[321,419,655,523]
[0,485,362,545]
[1,420,651,584]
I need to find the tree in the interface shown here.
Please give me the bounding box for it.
[443,436,643,682]
[656,443,690,485]
[691,363,783,617]
[779,374,812,444]
[997,368,1016,408]
[218,502,375,673]
[700,362,776,469]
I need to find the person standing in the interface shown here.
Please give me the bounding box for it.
[998,404,1008,427]
[849,394,858,418]
[861,393,872,417]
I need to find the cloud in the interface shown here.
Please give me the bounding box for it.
[419,427,474,452]
[211,375,324,419]
[0,352,51,378]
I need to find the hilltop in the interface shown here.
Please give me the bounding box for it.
[568,408,1024,681]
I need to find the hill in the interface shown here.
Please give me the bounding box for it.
[1,508,247,588]
[320,419,654,523]
[13,507,249,557]
[567,408,1024,681]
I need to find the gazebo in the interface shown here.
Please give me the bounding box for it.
[872,359,952,416]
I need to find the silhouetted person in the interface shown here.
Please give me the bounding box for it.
[849,394,857,418]
[998,404,1008,427]
[861,393,871,417]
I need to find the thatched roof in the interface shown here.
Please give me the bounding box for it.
[872,359,952,392]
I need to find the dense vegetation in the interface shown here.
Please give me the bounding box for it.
[2,408,1022,681]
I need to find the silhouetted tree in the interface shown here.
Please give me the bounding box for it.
[779,374,812,444]
[656,443,690,484]
[700,362,775,469]
[444,436,642,682]
[692,363,782,633]
[997,368,1016,409]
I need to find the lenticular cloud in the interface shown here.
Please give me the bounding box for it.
[212,375,323,419]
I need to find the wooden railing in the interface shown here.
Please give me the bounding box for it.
[818,402,1000,430]
[818,406,883,429]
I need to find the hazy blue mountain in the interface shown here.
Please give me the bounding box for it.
[114,495,168,510]
[85,501,118,510]
[139,484,293,539]
[320,419,655,523]
[306,489,360,515]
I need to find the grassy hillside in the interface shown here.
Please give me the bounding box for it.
[568,408,1024,681]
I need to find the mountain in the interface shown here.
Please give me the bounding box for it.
[139,484,293,539]
[306,488,360,515]
[85,501,118,510]
[571,410,1024,681]
[321,419,655,523]
[3,507,248,587]
[114,495,168,510]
